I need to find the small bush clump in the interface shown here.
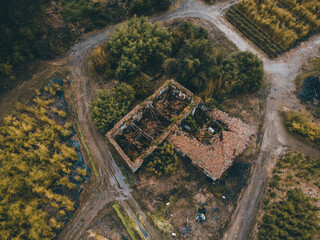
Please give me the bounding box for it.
[146,143,178,176]
[90,83,135,133]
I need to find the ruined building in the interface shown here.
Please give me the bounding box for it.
[107,80,254,180]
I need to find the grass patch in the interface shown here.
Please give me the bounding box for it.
[282,109,320,147]
[77,122,99,177]
[112,202,140,240]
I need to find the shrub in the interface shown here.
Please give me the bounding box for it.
[90,83,135,133]
[89,46,113,76]
[132,77,154,99]
[146,143,178,176]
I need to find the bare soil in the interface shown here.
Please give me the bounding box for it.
[131,155,247,240]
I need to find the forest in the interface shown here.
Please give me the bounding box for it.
[0,0,172,92]
[0,81,88,239]
[89,16,264,119]
[227,0,320,57]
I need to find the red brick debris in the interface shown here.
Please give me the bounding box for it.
[107,79,255,180]
[169,109,255,180]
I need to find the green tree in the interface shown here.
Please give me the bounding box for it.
[177,38,217,93]
[231,51,264,93]
[108,15,172,81]
[90,83,135,133]
[113,82,135,103]
[146,143,178,176]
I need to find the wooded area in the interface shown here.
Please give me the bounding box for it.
[0,0,172,92]
[90,18,264,105]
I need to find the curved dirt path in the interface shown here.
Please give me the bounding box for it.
[58,28,161,240]
[57,0,320,239]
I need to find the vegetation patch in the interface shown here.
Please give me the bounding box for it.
[91,18,264,103]
[146,142,178,176]
[257,151,320,239]
[90,83,135,134]
[283,109,320,147]
[112,202,141,240]
[76,122,98,177]
[227,0,320,57]
[0,80,89,239]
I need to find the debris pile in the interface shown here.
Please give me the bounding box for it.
[169,107,254,180]
[195,203,207,223]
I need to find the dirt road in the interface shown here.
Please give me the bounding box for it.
[56,0,320,239]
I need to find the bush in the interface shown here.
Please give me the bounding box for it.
[132,77,154,99]
[269,179,279,189]
[146,143,178,176]
[90,83,135,133]
[89,45,113,76]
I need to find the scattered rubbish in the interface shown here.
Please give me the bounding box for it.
[183,125,191,132]
[208,127,215,134]
[172,232,177,237]
[196,203,207,223]
[195,213,206,223]
[182,227,192,237]
[222,196,226,199]
[171,214,173,217]
[182,227,192,235]
[166,202,170,206]
[66,76,72,84]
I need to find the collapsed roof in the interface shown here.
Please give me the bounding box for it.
[107,80,254,180]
